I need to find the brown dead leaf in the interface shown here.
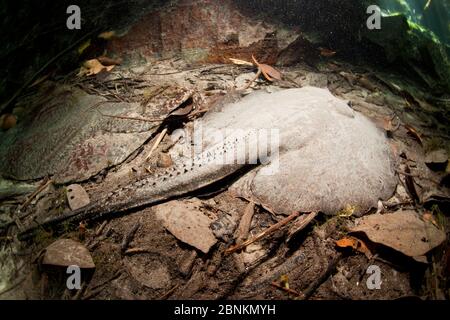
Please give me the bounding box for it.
[251,55,282,82]
[404,124,423,146]
[78,59,115,77]
[351,210,446,257]
[97,55,122,66]
[319,47,336,57]
[154,200,217,254]
[336,236,373,258]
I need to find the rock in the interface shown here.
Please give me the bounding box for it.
[66,184,90,211]
[154,200,217,254]
[42,239,95,269]
[351,210,446,257]
[425,149,448,171]
[107,0,299,64]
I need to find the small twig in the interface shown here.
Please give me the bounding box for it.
[225,211,300,254]
[95,220,108,236]
[286,211,318,242]
[358,254,378,285]
[271,281,303,298]
[235,202,255,244]
[395,169,440,184]
[162,134,182,153]
[82,270,122,300]
[124,247,150,255]
[158,284,180,300]
[18,178,52,211]
[121,222,141,255]
[298,253,343,300]
[242,69,262,90]
[71,282,88,300]
[144,128,168,161]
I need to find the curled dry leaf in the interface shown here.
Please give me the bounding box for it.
[404,124,423,146]
[336,236,373,258]
[251,55,282,82]
[319,47,336,57]
[78,59,115,77]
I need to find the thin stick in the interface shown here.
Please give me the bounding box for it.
[144,128,168,161]
[286,211,318,242]
[395,169,440,184]
[235,202,255,244]
[271,281,303,298]
[125,247,150,255]
[95,220,108,236]
[18,178,53,211]
[225,211,300,254]
[298,253,343,300]
[82,270,122,300]
[158,284,179,300]
[121,222,141,254]
[242,69,262,90]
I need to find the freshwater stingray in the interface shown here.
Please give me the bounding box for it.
[20,86,397,236]
[178,86,397,215]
